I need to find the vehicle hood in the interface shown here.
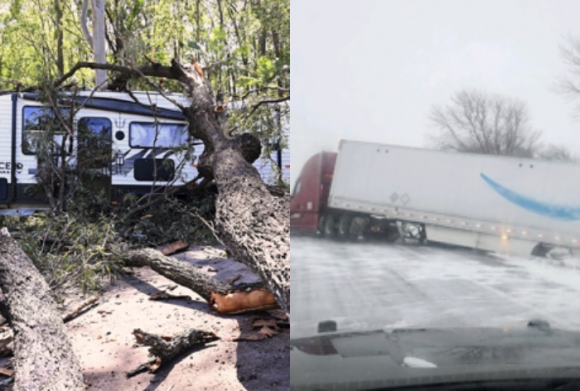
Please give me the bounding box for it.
[290,321,580,390]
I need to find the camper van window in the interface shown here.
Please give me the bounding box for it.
[22,106,71,155]
[77,118,112,169]
[129,123,189,148]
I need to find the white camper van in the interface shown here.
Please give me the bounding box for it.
[0,91,289,216]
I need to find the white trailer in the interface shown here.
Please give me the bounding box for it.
[328,139,580,256]
[0,91,288,215]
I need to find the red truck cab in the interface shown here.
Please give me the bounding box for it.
[290,152,337,232]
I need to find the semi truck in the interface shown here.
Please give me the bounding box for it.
[0,91,289,216]
[290,139,580,257]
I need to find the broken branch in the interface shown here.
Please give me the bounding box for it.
[127,328,219,377]
[125,248,279,314]
[149,292,191,301]
[62,295,100,323]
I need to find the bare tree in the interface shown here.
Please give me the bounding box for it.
[428,89,541,157]
[536,144,578,162]
[556,36,580,101]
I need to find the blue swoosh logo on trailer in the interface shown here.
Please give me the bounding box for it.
[480,173,580,221]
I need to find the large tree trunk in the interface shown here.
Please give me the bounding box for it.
[212,147,290,313]
[180,62,290,313]
[0,229,84,391]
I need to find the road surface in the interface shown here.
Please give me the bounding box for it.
[291,236,580,339]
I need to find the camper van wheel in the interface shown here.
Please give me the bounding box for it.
[338,214,353,239]
[322,214,336,238]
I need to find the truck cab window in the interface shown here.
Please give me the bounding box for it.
[129,122,189,148]
[22,106,71,155]
[77,117,112,169]
[293,181,302,197]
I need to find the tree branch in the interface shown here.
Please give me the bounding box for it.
[81,0,93,49]
[53,61,177,88]
[246,96,290,118]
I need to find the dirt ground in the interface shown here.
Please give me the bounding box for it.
[58,245,289,390]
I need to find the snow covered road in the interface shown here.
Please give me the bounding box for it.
[291,237,580,339]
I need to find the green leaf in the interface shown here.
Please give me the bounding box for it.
[128,0,145,30]
[256,56,276,83]
[187,40,202,50]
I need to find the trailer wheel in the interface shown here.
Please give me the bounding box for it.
[337,214,353,239]
[349,216,369,240]
[318,214,326,235]
[321,214,336,238]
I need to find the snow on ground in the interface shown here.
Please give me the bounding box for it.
[291,237,580,340]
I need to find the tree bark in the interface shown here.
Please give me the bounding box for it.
[0,229,84,391]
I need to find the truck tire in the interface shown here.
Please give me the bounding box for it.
[321,214,336,238]
[318,214,326,235]
[349,216,369,240]
[337,214,353,239]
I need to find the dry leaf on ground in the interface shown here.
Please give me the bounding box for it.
[161,240,189,256]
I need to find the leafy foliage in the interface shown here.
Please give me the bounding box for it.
[1,187,218,295]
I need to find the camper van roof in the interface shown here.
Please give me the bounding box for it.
[20,92,188,121]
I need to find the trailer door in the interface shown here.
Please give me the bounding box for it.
[77,117,113,198]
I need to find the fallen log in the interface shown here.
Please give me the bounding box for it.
[127,328,219,378]
[0,228,84,391]
[125,248,279,314]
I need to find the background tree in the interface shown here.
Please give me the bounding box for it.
[428,89,541,157]
[556,35,580,113]
[81,0,108,86]
[536,144,578,162]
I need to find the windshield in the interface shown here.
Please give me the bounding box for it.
[291,1,580,389]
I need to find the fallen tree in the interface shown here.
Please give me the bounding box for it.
[0,56,288,390]
[0,228,84,391]
[53,59,290,313]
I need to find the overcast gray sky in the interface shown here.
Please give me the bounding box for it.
[291,0,580,189]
